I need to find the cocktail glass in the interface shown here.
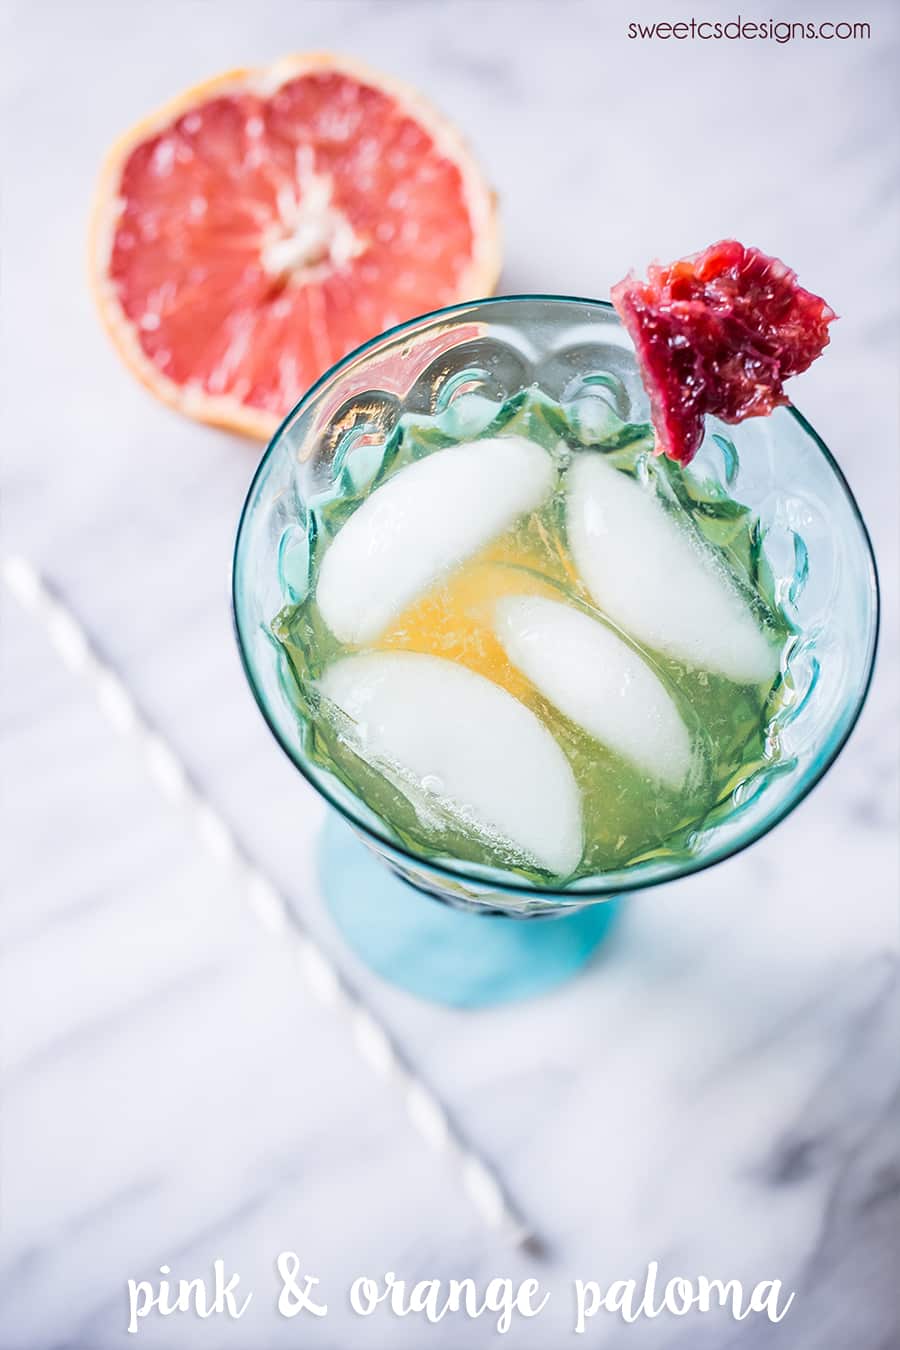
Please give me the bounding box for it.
[232,296,879,1005]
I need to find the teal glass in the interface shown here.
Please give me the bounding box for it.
[232,296,879,1004]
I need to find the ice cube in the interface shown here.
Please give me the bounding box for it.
[317,651,582,875]
[566,455,778,683]
[495,595,692,787]
[316,436,556,644]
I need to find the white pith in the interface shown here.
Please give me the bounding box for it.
[261,147,365,279]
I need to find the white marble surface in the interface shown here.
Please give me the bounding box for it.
[1,0,898,1346]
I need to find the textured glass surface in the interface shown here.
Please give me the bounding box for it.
[233,296,879,915]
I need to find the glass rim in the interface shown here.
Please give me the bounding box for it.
[231,293,881,902]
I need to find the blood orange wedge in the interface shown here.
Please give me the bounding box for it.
[611,240,835,465]
[90,54,501,440]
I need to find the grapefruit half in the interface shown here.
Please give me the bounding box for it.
[90,54,501,440]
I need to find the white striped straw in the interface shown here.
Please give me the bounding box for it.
[2,554,532,1246]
